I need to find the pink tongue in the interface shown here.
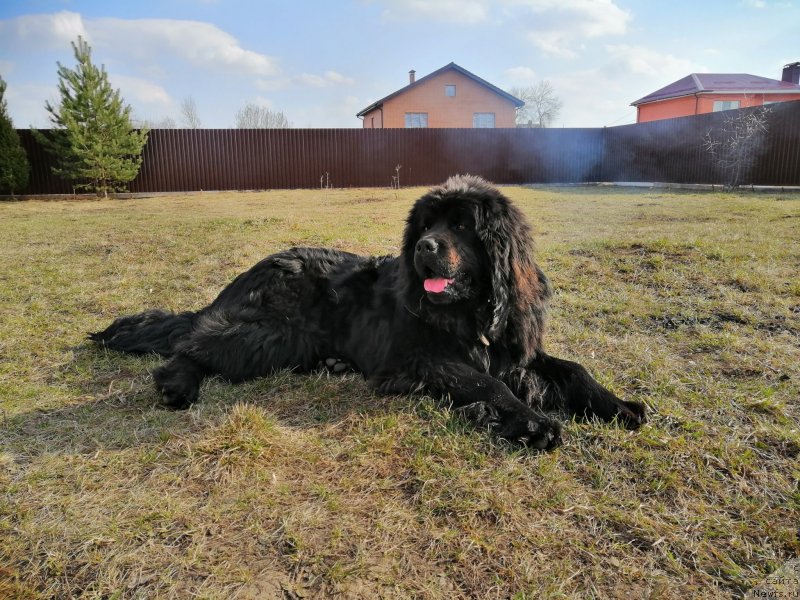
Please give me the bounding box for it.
[424,278,453,293]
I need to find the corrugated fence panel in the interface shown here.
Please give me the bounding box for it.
[14,101,800,194]
[600,102,800,185]
[752,101,800,185]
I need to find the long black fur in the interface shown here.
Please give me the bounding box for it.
[90,175,645,448]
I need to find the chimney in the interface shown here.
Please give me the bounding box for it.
[409,70,416,84]
[782,62,800,84]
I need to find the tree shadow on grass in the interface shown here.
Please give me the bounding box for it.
[2,343,405,460]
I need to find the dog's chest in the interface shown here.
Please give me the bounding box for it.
[466,341,513,376]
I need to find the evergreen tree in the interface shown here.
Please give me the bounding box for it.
[34,36,148,197]
[0,75,30,195]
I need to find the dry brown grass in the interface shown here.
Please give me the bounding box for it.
[1,186,798,599]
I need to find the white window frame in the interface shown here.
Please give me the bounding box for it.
[472,112,496,128]
[404,113,428,128]
[713,100,741,112]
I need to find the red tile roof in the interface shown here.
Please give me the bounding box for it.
[632,73,800,106]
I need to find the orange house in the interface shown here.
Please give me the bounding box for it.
[357,62,523,128]
[632,62,800,123]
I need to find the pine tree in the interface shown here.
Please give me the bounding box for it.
[0,75,30,195]
[34,36,148,197]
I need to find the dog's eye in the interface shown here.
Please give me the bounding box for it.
[422,224,429,232]
[455,223,466,231]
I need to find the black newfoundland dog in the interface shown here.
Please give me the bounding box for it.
[91,175,645,449]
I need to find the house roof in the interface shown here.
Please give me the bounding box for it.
[631,73,800,106]
[356,62,524,117]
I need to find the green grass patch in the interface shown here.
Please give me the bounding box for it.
[1,186,799,598]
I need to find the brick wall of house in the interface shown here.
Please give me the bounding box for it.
[638,94,800,122]
[361,70,517,128]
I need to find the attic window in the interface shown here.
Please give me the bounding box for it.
[445,85,456,97]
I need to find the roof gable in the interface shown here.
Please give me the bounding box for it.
[356,62,524,117]
[632,72,800,106]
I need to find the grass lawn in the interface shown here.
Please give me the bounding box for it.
[1,185,798,599]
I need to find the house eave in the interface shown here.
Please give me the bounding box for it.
[356,103,382,118]
[631,89,800,106]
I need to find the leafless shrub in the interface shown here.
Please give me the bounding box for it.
[391,164,402,189]
[703,104,771,191]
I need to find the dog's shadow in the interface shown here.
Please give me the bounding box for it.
[3,344,410,461]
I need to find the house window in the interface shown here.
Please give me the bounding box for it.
[473,113,495,128]
[445,85,456,97]
[405,113,428,128]
[713,100,740,112]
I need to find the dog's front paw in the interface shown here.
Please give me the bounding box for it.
[585,386,647,430]
[494,411,562,450]
[616,399,647,429]
[152,364,199,410]
[318,357,352,374]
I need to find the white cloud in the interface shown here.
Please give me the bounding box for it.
[3,82,59,128]
[520,0,631,58]
[323,70,355,85]
[109,74,173,107]
[549,46,705,126]
[504,66,537,85]
[0,11,352,97]
[372,0,631,57]
[257,70,355,91]
[741,0,766,7]
[604,44,704,79]
[295,71,355,88]
[378,0,490,24]
[0,12,279,78]
[2,11,89,49]
[89,17,279,77]
[0,11,286,124]
[292,94,364,128]
[252,96,273,108]
[139,64,169,81]
[254,78,289,92]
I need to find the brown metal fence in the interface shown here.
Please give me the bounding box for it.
[15,100,800,194]
[602,101,800,185]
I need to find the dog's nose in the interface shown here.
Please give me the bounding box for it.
[416,238,438,254]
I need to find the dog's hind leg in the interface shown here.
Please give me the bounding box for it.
[152,309,325,408]
[152,354,206,409]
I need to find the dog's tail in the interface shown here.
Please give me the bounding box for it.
[88,309,198,356]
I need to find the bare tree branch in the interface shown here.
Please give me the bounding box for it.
[234,103,291,129]
[509,81,563,128]
[180,97,202,129]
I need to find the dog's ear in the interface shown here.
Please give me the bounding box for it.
[474,186,551,363]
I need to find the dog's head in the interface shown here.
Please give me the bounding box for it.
[402,175,551,361]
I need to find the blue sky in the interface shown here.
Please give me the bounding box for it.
[1,0,797,128]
